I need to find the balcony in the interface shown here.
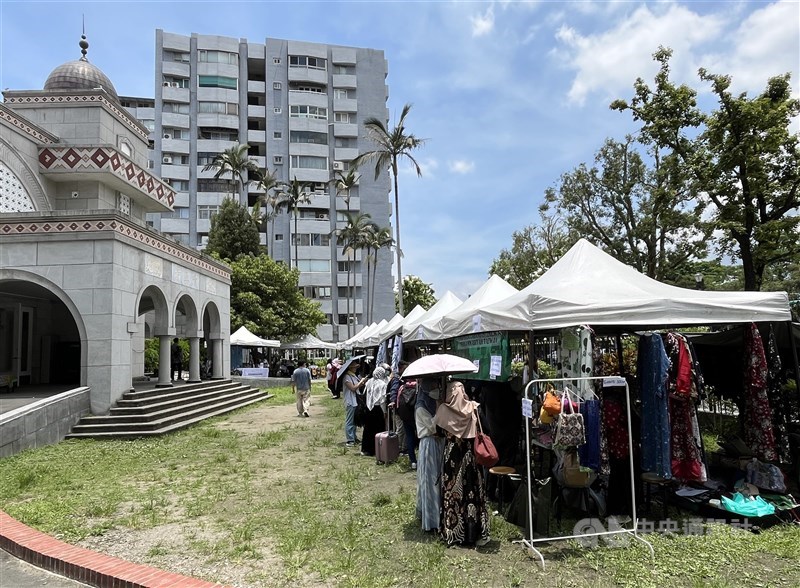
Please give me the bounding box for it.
[247,130,267,144]
[334,147,358,162]
[247,105,266,118]
[333,98,357,113]
[289,142,328,158]
[162,113,190,128]
[287,67,328,86]
[160,164,189,180]
[288,91,328,109]
[162,62,190,78]
[332,74,357,89]
[198,113,239,130]
[161,138,190,154]
[162,86,189,102]
[248,80,266,93]
[332,123,358,137]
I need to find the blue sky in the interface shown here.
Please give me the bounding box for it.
[1,1,798,302]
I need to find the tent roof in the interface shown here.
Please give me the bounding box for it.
[280,333,337,350]
[415,275,518,341]
[402,291,464,342]
[452,239,791,334]
[230,326,281,347]
[365,313,405,347]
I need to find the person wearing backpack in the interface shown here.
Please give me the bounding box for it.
[391,361,418,470]
[327,357,341,398]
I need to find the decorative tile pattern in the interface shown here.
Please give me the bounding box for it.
[0,216,229,279]
[0,105,57,144]
[0,162,36,213]
[4,93,149,141]
[38,146,175,208]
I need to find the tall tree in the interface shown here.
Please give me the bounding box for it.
[333,168,359,212]
[489,204,574,289]
[611,47,800,290]
[277,177,312,269]
[398,275,436,313]
[333,212,375,337]
[206,197,261,261]
[253,168,285,257]
[202,143,258,206]
[366,225,393,322]
[552,137,707,280]
[353,103,425,314]
[229,254,326,341]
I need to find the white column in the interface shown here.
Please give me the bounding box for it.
[212,338,224,379]
[188,337,201,383]
[156,335,173,387]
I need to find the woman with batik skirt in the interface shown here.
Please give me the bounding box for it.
[416,378,445,531]
[435,381,490,546]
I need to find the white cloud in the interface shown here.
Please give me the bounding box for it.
[449,160,475,174]
[471,5,495,37]
[554,3,726,105]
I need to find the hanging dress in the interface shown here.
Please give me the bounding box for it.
[638,333,671,479]
[743,324,777,462]
[765,326,791,464]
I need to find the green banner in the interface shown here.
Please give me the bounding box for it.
[450,331,511,382]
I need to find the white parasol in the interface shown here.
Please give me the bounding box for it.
[401,353,478,379]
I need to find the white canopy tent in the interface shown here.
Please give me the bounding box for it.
[410,275,519,342]
[229,326,280,347]
[446,239,791,335]
[401,291,464,342]
[363,313,405,347]
[280,333,337,350]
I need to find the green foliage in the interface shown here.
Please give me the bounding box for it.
[202,143,258,202]
[397,275,436,312]
[144,338,159,374]
[206,197,262,261]
[229,254,325,341]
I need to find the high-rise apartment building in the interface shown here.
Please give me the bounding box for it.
[140,30,394,342]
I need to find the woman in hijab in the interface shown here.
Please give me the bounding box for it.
[415,377,445,532]
[434,380,490,546]
[361,365,389,456]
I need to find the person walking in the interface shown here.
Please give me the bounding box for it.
[327,357,341,398]
[343,359,368,447]
[361,365,390,456]
[291,360,313,417]
[171,338,183,382]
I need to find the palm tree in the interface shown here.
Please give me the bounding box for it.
[367,226,393,323]
[333,168,359,212]
[277,177,312,269]
[353,103,424,314]
[253,168,285,257]
[333,212,374,337]
[202,143,258,206]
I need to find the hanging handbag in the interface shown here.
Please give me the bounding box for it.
[553,390,586,448]
[474,415,499,467]
[542,386,562,416]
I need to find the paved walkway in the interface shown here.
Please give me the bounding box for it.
[0,511,231,588]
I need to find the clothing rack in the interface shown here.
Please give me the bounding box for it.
[519,375,654,568]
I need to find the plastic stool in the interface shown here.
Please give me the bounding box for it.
[488,466,516,512]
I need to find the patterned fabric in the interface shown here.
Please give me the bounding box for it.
[743,324,778,462]
[603,397,629,460]
[765,326,791,463]
[638,334,671,479]
[416,435,445,531]
[558,325,594,398]
[439,433,489,546]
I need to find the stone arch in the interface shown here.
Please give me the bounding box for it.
[135,284,170,336]
[201,300,222,338]
[0,138,51,212]
[174,292,200,336]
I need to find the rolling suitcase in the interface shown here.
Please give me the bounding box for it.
[375,405,400,464]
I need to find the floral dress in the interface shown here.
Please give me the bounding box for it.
[743,324,777,462]
[439,433,489,546]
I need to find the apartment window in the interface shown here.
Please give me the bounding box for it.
[164,50,190,63]
[273,57,281,64]
[198,101,238,115]
[198,179,232,192]
[334,137,356,148]
[289,55,327,70]
[292,234,310,246]
[291,232,331,246]
[310,182,327,194]
[163,77,189,88]
[197,152,219,166]
[163,102,190,114]
[198,128,238,141]
[289,105,327,120]
[198,50,239,65]
[198,205,220,219]
[142,119,156,131]
[169,207,190,219]
[198,75,238,90]
[273,82,282,90]
[273,131,282,140]
[289,130,328,145]
[337,261,355,272]
[333,64,356,75]
[163,128,190,140]
[338,314,357,325]
[273,155,283,165]
[299,209,328,219]
[297,259,331,272]
[170,180,189,191]
[275,233,284,241]
[334,112,353,123]
[290,83,325,94]
[303,286,331,299]
[290,155,327,170]
[274,107,282,114]
[334,88,355,100]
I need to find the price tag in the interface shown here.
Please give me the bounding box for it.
[603,376,626,388]
[522,398,533,419]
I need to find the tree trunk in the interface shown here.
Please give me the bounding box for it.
[392,160,403,314]
[293,211,299,269]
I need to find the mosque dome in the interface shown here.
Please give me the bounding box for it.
[43,34,119,102]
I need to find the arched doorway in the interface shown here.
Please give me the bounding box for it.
[201,301,224,379]
[135,285,171,386]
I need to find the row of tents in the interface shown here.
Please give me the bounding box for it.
[341,238,793,349]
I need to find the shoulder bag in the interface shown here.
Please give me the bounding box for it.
[553,390,586,448]
[474,415,499,467]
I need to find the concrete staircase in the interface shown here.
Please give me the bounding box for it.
[66,379,269,439]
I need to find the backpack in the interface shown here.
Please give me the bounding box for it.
[396,382,417,424]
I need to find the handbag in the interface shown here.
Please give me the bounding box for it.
[553,390,586,448]
[474,416,499,467]
[542,386,562,416]
[559,448,594,488]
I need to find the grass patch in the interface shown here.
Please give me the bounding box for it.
[1,382,798,588]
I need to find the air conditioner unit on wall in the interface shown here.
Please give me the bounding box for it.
[332,161,344,171]
[171,82,181,88]
[163,81,171,87]
[162,156,173,164]
[163,133,171,140]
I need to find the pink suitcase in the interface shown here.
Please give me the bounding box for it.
[375,430,399,464]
